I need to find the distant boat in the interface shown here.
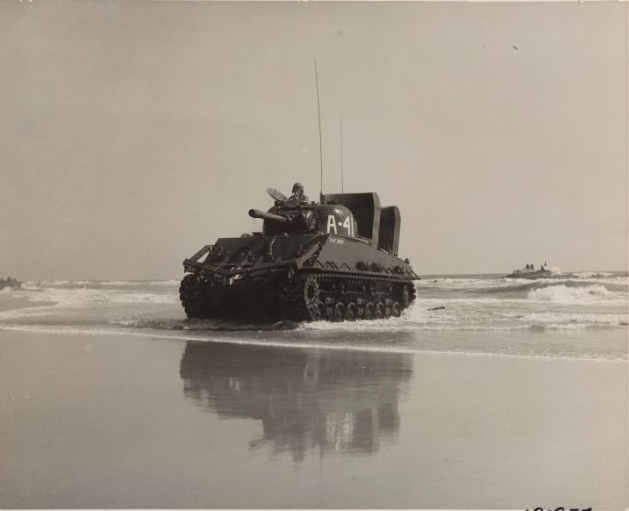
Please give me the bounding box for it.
[504,266,551,279]
[0,276,22,290]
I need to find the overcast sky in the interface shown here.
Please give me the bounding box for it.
[0,1,626,280]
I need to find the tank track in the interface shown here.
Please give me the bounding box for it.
[179,274,222,319]
[277,271,417,322]
[180,271,417,322]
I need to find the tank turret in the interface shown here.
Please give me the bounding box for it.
[180,188,419,322]
[249,207,320,234]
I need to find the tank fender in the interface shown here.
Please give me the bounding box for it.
[189,245,212,262]
[183,245,213,272]
[313,235,417,277]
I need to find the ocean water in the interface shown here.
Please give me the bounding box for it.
[1,270,627,361]
[1,271,627,509]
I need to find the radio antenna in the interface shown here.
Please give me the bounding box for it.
[340,114,344,194]
[314,59,324,203]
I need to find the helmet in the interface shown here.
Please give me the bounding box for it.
[292,183,303,193]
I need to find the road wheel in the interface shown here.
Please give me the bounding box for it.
[311,300,326,321]
[333,302,345,322]
[402,286,411,308]
[345,302,358,321]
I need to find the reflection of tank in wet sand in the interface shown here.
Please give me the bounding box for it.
[179,342,413,461]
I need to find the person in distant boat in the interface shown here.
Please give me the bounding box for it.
[288,183,308,203]
[526,264,531,270]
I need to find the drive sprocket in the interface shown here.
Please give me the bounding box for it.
[277,274,322,321]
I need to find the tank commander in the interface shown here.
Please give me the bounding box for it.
[287,182,309,203]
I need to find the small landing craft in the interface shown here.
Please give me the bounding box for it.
[179,187,419,322]
[0,276,22,290]
[504,264,551,279]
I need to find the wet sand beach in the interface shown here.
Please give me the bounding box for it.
[0,294,54,313]
[1,329,626,510]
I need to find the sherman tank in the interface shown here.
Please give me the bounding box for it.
[179,188,419,322]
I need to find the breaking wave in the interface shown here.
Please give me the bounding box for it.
[527,284,615,304]
[573,271,615,279]
[22,287,179,307]
[441,279,626,304]
[523,312,628,327]
[99,280,180,287]
[35,279,180,288]
[423,278,486,285]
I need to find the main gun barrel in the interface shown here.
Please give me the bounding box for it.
[248,209,289,223]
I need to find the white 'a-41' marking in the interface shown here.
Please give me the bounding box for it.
[327,215,352,236]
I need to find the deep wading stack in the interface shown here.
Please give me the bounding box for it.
[179,192,419,322]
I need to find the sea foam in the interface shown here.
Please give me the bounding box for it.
[524,312,629,327]
[26,287,179,307]
[527,284,617,304]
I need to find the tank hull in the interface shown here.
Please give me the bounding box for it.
[180,233,418,322]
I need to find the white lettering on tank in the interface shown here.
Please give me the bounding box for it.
[342,216,351,235]
[327,215,338,234]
